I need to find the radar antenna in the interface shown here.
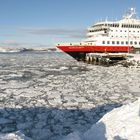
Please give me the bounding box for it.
[123,8,137,19]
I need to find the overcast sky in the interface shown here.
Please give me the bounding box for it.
[0,0,139,48]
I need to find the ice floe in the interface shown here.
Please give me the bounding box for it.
[0,131,32,140]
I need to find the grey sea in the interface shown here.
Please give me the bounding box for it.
[0,51,139,140]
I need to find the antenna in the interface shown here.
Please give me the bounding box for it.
[105,17,108,22]
[123,8,137,19]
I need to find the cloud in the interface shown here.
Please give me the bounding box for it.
[0,40,53,48]
[20,28,86,38]
[0,26,86,48]
[2,34,24,37]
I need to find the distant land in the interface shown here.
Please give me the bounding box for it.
[0,47,58,53]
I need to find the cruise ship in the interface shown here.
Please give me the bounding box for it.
[57,8,140,61]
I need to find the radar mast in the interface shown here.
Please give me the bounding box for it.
[123,8,137,19]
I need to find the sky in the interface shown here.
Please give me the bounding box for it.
[0,0,139,48]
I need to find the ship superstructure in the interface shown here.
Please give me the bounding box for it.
[57,8,140,60]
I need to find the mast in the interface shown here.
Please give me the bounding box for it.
[123,8,137,53]
[123,8,137,19]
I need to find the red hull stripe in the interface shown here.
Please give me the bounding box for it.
[57,45,132,52]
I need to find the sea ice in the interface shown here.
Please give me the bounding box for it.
[0,52,140,140]
[64,98,140,140]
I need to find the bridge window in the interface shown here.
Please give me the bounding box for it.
[134,42,137,45]
[117,41,119,44]
[121,41,124,45]
[126,41,128,45]
[121,24,140,28]
[107,41,110,44]
[130,41,133,45]
[102,41,105,44]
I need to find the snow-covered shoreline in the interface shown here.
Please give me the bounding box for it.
[0,47,57,53]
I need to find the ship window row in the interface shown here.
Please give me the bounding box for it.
[89,28,107,32]
[111,35,139,38]
[92,23,140,29]
[90,29,140,33]
[111,30,140,33]
[122,24,140,28]
[92,23,119,28]
[104,23,119,27]
[92,24,104,28]
[102,41,140,45]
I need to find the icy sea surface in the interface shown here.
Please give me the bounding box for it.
[0,52,139,140]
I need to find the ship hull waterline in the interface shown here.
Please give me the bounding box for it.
[57,45,133,61]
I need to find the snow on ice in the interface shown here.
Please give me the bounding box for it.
[0,131,32,140]
[64,98,140,140]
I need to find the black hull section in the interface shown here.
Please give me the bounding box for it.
[66,52,87,61]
